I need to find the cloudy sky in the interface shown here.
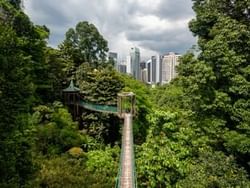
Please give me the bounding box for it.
[24,0,196,60]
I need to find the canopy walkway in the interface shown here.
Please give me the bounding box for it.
[77,100,118,114]
[63,81,137,188]
[116,113,137,188]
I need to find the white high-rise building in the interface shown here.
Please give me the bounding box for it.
[126,55,132,75]
[141,68,147,83]
[162,52,181,84]
[157,55,163,83]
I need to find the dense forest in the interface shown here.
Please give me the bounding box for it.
[0,0,250,187]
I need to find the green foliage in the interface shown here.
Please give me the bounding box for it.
[31,156,88,188]
[36,47,69,102]
[32,102,85,156]
[76,65,123,143]
[177,0,250,173]
[1,0,250,187]
[0,1,38,185]
[59,21,109,68]
[31,155,112,188]
[121,74,153,144]
[0,114,37,187]
[177,149,250,188]
[152,83,185,111]
[31,146,119,188]
[77,64,124,105]
[178,54,217,115]
[7,0,21,9]
[0,24,33,130]
[0,0,53,104]
[137,110,250,187]
[1,1,120,187]
[121,74,152,112]
[29,102,119,187]
[224,130,250,155]
[137,110,191,187]
[143,1,250,185]
[86,146,120,185]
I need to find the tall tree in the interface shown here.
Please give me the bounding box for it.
[59,21,109,70]
[0,20,35,188]
[178,0,250,172]
[36,47,70,102]
[0,0,49,186]
[8,0,22,9]
[2,0,50,103]
[137,110,250,187]
[75,64,123,143]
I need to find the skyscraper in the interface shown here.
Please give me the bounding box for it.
[141,68,148,83]
[126,55,132,75]
[140,61,146,70]
[129,47,140,80]
[161,52,181,84]
[118,61,127,73]
[145,55,162,84]
[156,55,163,84]
[108,52,118,70]
[146,59,152,83]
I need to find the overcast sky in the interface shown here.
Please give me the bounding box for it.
[24,0,196,60]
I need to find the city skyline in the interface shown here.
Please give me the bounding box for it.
[117,46,180,85]
[24,0,196,60]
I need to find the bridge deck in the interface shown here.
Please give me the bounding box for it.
[120,113,135,188]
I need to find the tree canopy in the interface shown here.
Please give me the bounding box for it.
[1,0,250,187]
[59,21,109,68]
[179,0,250,172]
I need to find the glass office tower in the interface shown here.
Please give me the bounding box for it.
[130,47,140,80]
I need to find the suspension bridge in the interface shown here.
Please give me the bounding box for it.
[63,80,137,188]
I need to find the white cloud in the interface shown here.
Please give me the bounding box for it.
[24,0,196,60]
[135,0,162,11]
[132,15,191,33]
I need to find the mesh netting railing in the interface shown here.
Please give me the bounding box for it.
[77,100,118,113]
